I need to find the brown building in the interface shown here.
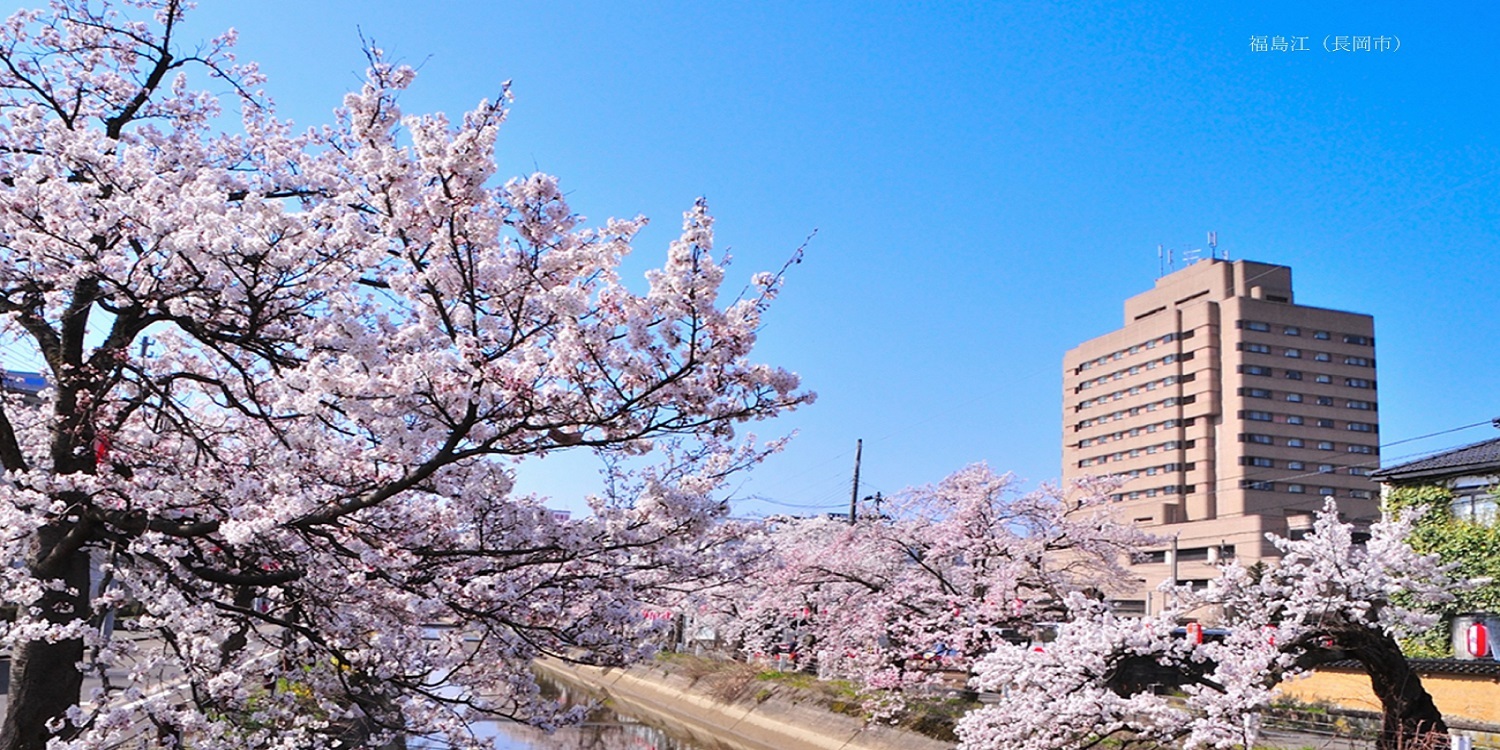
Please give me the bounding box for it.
[1061,259,1381,614]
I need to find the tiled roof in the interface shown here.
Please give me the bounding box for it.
[1372,436,1500,483]
[1323,657,1500,677]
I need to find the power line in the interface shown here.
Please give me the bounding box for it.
[1108,423,1500,551]
[1104,417,1499,502]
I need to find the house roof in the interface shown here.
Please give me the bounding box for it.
[1372,436,1500,484]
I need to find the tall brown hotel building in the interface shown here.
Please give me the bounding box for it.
[1062,258,1381,614]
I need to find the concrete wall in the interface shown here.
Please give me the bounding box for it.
[1278,666,1500,728]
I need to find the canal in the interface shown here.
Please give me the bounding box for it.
[451,673,735,750]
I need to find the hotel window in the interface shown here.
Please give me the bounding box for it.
[1318,441,1335,450]
[1314,352,1331,362]
[1244,343,1271,354]
[1285,348,1302,358]
[1286,393,1303,402]
[1287,484,1305,493]
[1315,331,1330,340]
[1284,326,1301,336]
[1244,321,1271,332]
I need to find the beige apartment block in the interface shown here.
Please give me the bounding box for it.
[1062,259,1381,614]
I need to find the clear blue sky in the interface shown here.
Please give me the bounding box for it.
[75,2,1500,513]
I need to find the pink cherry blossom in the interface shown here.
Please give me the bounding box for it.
[0,3,810,749]
[708,464,1153,716]
[958,500,1457,750]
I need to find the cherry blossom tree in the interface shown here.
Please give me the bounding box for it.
[957,501,1456,750]
[712,464,1153,708]
[0,2,809,749]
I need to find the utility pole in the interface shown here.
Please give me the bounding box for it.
[1170,533,1179,587]
[848,439,862,526]
[1168,533,1180,609]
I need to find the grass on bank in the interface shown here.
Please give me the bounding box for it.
[651,652,976,742]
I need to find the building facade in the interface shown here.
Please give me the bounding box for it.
[1062,259,1382,613]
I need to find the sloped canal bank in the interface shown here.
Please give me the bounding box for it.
[535,658,953,750]
[457,670,735,750]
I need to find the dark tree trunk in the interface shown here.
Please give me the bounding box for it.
[1346,629,1449,750]
[0,522,92,750]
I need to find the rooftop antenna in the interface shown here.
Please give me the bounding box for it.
[1158,244,1165,278]
[1207,231,1222,260]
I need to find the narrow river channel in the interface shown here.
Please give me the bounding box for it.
[459,673,734,750]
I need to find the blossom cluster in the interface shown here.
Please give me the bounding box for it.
[708,464,1152,715]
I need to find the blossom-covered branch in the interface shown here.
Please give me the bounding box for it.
[0,2,810,749]
[957,501,1457,750]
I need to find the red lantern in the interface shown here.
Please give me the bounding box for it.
[1468,622,1489,658]
[1185,622,1203,644]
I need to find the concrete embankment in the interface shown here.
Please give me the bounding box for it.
[536,659,953,750]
